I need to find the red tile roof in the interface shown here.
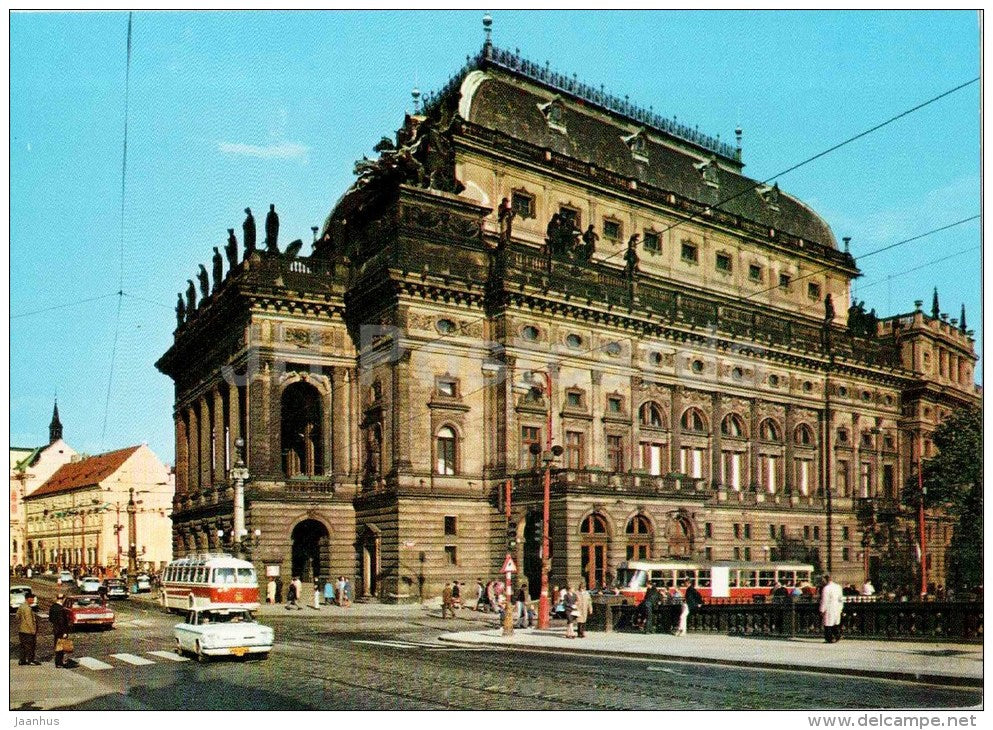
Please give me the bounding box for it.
[27,446,141,499]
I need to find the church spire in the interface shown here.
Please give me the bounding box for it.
[49,397,63,444]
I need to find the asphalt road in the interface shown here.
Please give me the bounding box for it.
[9,580,982,711]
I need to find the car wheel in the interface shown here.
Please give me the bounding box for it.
[174,638,185,657]
[195,641,207,663]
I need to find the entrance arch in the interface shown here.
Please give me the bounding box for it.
[580,513,610,590]
[281,381,324,477]
[291,519,330,582]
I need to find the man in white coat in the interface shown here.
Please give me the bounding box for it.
[819,574,845,643]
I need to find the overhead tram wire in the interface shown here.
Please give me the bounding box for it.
[10,292,120,320]
[100,12,133,449]
[595,76,980,268]
[855,244,981,293]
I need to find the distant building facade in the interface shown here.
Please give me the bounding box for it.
[157,37,978,600]
[23,444,174,572]
[10,401,77,568]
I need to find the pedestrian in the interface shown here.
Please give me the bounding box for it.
[486,580,497,612]
[819,574,845,643]
[49,594,72,668]
[475,578,487,612]
[267,577,276,605]
[312,579,321,610]
[575,582,592,638]
[336,576,346,607]
[286,576,299,610]
[441,581,455,619]
[451,579,461,610]
[669,586,687,635]
[16,591,41,665]
[275,576,283,604]
[682,580,703,635]
[641,582,661,633]
[515,582,529,628]
[861,579,876,597]
[323,578,335,606]
[563,585,578,638]
[343,577,353,607]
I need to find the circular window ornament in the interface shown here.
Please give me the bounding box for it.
[768,374,780,387]
[566,333,583,349]
[802,381,813,392]
[650,351,664,366]
[838,386,848,397]
[436,318,457,335]
[731,366,744,381]
[862,390,872,402]
[521,325,539,341]
[605,341,622,357]
[884,394,894,406]
[691,360,704,374]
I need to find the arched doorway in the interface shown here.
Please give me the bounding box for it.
[665,513,694,558]
[361,526,381,597]
[291,519,329,583]
[281,381,324,477]
[580,513,609,590]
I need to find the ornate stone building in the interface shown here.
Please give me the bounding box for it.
[156,35,979,600]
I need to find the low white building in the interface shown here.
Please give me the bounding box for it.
[24,443,174,573]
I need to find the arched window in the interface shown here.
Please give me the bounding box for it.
[759,418,782,442]
[436,426,457,475]
[794,423,815,446]
[281,381,324,477]
[721,413,746,438]
[639,402,666,429]
[625,515,653,561]
[680,407,707,433]
[581,513,609,590]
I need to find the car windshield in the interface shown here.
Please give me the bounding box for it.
[11,588,30,595]
[200,611,253,624]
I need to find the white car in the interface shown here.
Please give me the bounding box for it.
[58,570,74,585]
[174,607,273,662]
[78,576,102,594]
[9,586,32,613]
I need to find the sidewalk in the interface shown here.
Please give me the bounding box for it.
[438,627,983,687]
[9,659,123,711]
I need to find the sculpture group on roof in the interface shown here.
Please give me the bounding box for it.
[847,299,878,339]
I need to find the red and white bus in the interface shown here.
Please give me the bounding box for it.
[613,560,815,603]
[160,554,260,612]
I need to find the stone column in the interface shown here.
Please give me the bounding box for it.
[199,396,211,488]
[749,399,760,489]
[630,377,641,471]
[175,411,189,494]
[321,376,333,477]
[711,393,723,487]
[187,405,199,490]
[670,386,683,473]
[392,351,413,472]
[784,404,795,495]
[213,387,226,483]
[249,364,272,477]
[331,367,347,476]
[591,370,604,466]
[228,381,241,453]
[269,372,282,477]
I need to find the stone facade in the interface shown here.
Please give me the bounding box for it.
[156,42,978,601]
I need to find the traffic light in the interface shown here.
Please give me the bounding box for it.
[507,520,518,549]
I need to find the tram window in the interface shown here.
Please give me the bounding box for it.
[215,567,236,584]
[759,570,776,587]
[237,568,255,583]
[797,570,811,583]
[697,570,711,588]
[179,568,188,582]
[729,571,740,587]
[677,570,695,585]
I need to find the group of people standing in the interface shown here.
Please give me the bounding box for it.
[265,575,353,610]
[637,580,704,635]
[15,591,76,668]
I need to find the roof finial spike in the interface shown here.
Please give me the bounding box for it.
[482,13,493,48]
[842,236,851,254]
[411,85,421,115]
[960,303,967,332]
[735,126,743,162]
[931,287,940,319]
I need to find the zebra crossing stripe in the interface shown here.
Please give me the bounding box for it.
[148,650,190,662]
[109,653,156,666]
[76,657,114,670]
[351,639,494,651]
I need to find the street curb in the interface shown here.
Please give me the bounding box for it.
[436,634,983,688]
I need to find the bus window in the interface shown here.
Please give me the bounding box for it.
[237,568,255,584]
[697,570,711,588]
[180,567,190,582]
[214,567,236,584]
[196,567,206,583]
[758,570,776,587]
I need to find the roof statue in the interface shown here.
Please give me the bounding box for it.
[212,247,223,292]
[186,279,196,312]
[176,292,186,328]
[225,229,239,269]
[197,264,209,299]
[243,208,256,255]
[265,204,280,253]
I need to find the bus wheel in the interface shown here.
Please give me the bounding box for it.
[195,641,208,663]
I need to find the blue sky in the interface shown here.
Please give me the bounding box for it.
[9,10,982,464]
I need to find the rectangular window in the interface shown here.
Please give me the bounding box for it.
[444,516,457,536]
[860,463,872,497]
[521,426,541,468]
[444,545,457,565]
[803,525,811,540]
[565,431,585,470]
[769,524,777,539]
[796,459,812,496]
[733,546,741,561]
[607,435,624,473]
[679,446,705,479]
[807,282,822,300]
[722,450,743,490]
[842,547,851,562]
[716,252,732,273]
[749,263,763,281]
[759,454,780,493]
[436,377,457,397]
[813,526,821,541]
[842,526,850,541]
[559,206,580,230]
[779,273,791,290]
[744,523,752,539]
[705,523,713,539]
[681,242,699,263]
[882,464,895,498]
[640,441,665,476]
[837,460,850,496]
[511,191,534,219]
[643,231,660,252]
[779,525,786,538]
[733,523,741,539]
[566,391,583,408]
[607,396,623,414]
[743,547,752,561]
[603,219,622,241]
[704,547,713,561]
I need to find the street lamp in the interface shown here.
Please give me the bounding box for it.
[516,370,562,631]
[230,437,250,559]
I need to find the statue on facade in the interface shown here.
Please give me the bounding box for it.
[284,239,303,259]
[624,234,640,278]
[225,228,239,269]
[176,293,186,327]
[824,293,835,322]
[186,279,197,312]
[211,247,224,291]
[242,208,256,255]
[197,264,210,299]
[545,213,561,256]
[265,204,280,253]
[498,197,515,241]
[579,225,598,263]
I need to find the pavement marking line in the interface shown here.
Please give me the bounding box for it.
[148,650,190,662]
[110,652,157,666]
[76,657,115,670]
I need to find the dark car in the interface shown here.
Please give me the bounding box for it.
[103,579,129,600]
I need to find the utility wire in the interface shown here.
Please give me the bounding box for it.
[855,245,980,293]
[122,291,172,310]
[101,12,133,449]
[597,76,980,267]
[10,292,119,320]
